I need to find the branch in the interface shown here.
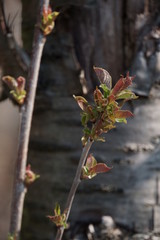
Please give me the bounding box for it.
[55,139,93,240]
[9,0,49,239]
[0,0,30,71]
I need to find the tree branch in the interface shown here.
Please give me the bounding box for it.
[9,0,49,239]
[0,0,30,72]
[55,139,93,240]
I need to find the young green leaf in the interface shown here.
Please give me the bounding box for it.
[41,6,59,36]
[55,203,61,216]
[115,118,127,123]
[100,84,110,98]
[116,89,138,100]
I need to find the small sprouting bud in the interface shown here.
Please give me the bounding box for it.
[47,203,68,228]
[81,154,111,179]
[2,75,26,105]
[25,164,40,185]
[40,5,59,36]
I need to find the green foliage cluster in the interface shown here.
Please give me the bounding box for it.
[74,67,138,145]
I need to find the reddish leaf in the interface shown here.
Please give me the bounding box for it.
[47,204,67,228]
[90,163,112,175]
[43,5,52,18]
[2,75,18,90]
[85,154,97,169]
[108,94,115,103]
[114,110,134,118]
[94,87,103,106]
[94,67,112,89]
[25,164,40,185]
[112,73,135,96]
[73,95,88,111]
[41,6,59,35]
[47,215,63,227]
[17,76,25,91]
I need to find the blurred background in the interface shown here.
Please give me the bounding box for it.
[0,0,160,239]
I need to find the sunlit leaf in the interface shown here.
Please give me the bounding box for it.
[94,67,112,89]
[114,110,134,118]
[115,118,127,123]
[41,6,59,35]
[52,11,60,21]
[2,76,18,90]
[73,95,88,111]
[55,203,61,216]
[85,154,97,169]
[90,163,112,175]
[94,87,103,106]
[73,68,137,144]
[112,73,135,96]
[96,136,106,142]
[100,84,110,98]
[116,90,138,100]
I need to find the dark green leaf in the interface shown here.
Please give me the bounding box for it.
[81,113,89,126]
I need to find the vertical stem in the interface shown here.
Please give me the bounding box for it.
[55,140,93,240]
[9,1,49,239]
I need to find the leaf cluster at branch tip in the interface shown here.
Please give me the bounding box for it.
[40,5,59,36]
[82,154,112,179]
[2,75,26,105]
[74,67,138,146]
[47,203,67,228]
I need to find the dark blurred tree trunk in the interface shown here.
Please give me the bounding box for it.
[1,0,160,239]
[1,0,160,98]
[64,0,160,95]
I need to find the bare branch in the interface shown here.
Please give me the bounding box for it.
[55,139,93,240]
[9,1,49,239]
[0,0,30,71]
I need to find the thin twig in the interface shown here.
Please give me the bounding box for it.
[0,0,30,71]
[9,0,49,239]
[55,139,93,240]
